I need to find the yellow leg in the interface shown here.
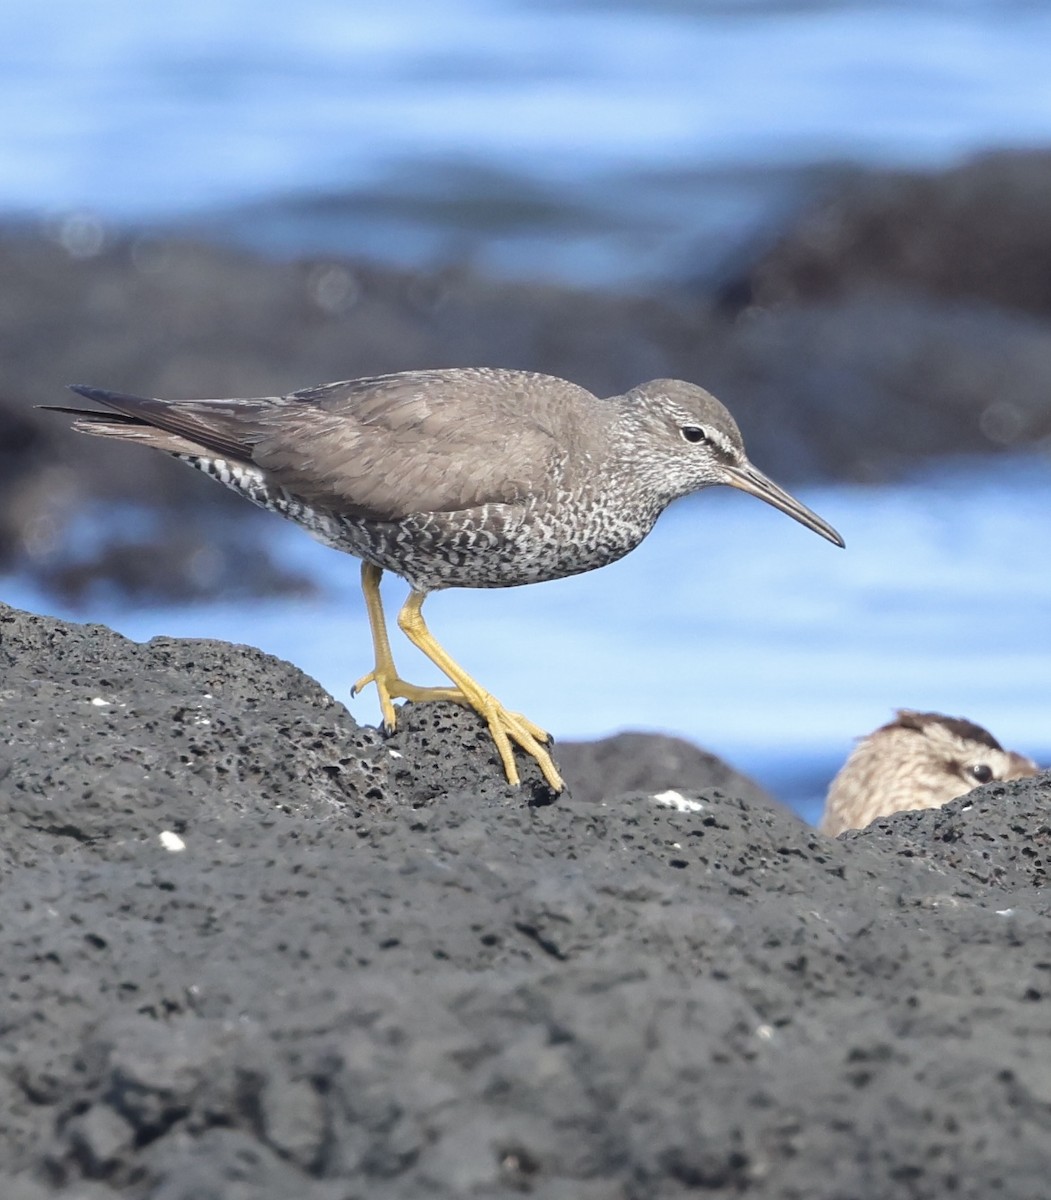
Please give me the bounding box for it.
[350,563,466,730]
[396,589,564,792]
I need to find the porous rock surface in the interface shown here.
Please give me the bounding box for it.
[1,601,1050,1199]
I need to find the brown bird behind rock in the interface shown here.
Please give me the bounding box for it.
[821,709,1039,836]
[45,368,844,792]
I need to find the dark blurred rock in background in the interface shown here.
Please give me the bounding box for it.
[5,148,1051,603]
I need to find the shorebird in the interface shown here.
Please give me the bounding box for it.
[47,368,844,792]
[821,709,1038,836]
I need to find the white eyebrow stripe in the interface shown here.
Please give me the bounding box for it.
[704,428,738,459]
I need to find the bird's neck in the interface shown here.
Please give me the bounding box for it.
[603,403,686,514]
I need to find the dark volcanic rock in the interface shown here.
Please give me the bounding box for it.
[2,600,1051,1199]
[727,149,1051,317]
[6,199,1051,601]
[709,147,1051,476]
[2,228,710,602]
[555,730,772,809]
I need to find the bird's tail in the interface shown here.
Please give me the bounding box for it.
[40,385,254,459]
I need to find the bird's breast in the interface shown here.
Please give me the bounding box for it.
[332,486,663,591]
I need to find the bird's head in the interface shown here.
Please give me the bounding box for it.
[886,710,1039,799]
[620,379,844,547]
[822,709,1040,835]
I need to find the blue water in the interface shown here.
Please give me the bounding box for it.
[6,0,1051,283]
[9,456,1051,824]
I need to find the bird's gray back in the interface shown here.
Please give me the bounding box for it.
[248,367,604,521]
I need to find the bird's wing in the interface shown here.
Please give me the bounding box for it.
[251,368,596,519]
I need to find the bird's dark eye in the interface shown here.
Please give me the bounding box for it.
[969,763,993,784]
[681,426,707,444]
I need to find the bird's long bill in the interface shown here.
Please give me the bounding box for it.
[724,462,845,548]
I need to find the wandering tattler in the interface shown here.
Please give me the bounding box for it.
[48,368,844,792]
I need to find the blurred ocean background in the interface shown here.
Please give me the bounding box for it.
[9,0,1051,285]
[4,0,1051,821]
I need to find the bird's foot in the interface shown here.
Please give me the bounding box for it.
[352,667,561,791]
[465,688,562,791]
[351,668,467,732]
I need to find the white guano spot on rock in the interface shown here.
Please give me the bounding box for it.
[651,789,703,813]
